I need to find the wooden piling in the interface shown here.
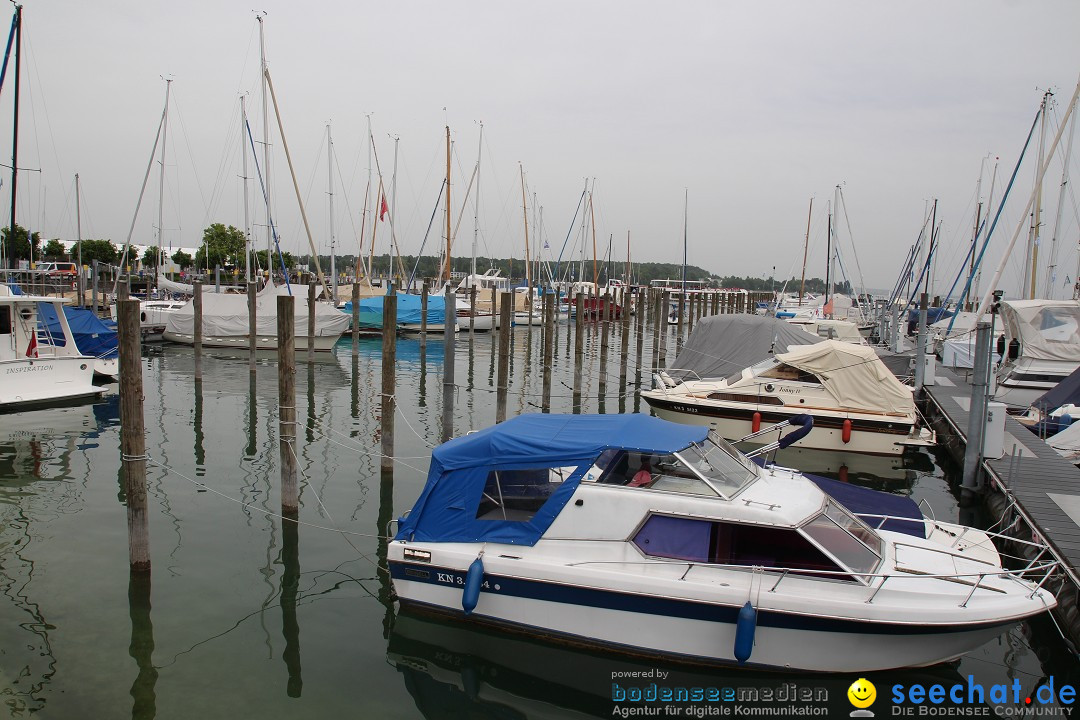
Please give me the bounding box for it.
[119,299,150,572]
[277,295,298,515]
[676,293,685,355]
[469,285,477,337]
[619,287,630,400]
[442,287,456,442]
[420,285,428,350]
[599,293,610,399]
[381,293,397,471]
[651,289,661,372]
[248,281,257,373]
[307,281,316,363]
[573,292,585,413]
[659,290,669,369]
[542,293,554,413]
[92,260,99,314]
[351,281,360,357]
[193,280,203,381]
[496,292,512,423]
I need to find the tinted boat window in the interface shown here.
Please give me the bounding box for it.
[0,307,10,334]
[632,515,849,579]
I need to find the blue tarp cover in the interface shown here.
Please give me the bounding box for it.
[38,303,118,358]
[1032,364,1080,412]
[396,414,708,546]
[342,293,446,330]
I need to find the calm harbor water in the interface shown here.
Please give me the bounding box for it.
[0,320,1075,718]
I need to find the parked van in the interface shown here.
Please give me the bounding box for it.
[37,262,79,279]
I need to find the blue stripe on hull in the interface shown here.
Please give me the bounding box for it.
[389,561,1011,637]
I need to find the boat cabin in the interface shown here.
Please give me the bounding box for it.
[396,414,889,585]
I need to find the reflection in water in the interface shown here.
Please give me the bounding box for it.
[388,610,983,720]
[247,373,258,459]
[281,516,302,698]
[377,466,396,640]
[128,571,157,720]
[193,379,205,477]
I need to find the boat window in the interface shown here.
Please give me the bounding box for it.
[706,392,784,405]
[475,468,564,522]
[759,363,817,384]
[675,436,758,497]
[644,453,720,496]
[0,306,10,334]
[632,515,851,579]
[800,501,882,577]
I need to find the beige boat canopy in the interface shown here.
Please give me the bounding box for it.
[998,299,1080,363]
[775,340,914,415]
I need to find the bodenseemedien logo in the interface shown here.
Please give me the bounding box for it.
[848,677,877,717]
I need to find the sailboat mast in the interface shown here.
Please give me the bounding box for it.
[825,204,832,306]
[625,230,630,285]
[7,4,21,257]
[1045,97,1077,298]
[472,122,481,279]
[1028,90,1052,299]
[257,13,272,265]
[799,197,812,303]
[328,122,336,300]
[155,77,172,289]
[445,125,452,283]
[590,191,598,288]
[682,189,688,295]
[241,95,251,283]
[520,163,530,287]
[75,172,82,304]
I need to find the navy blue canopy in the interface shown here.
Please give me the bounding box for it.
[1032,365,1080,412]
[396,414,708,546]
[38,303,118,358]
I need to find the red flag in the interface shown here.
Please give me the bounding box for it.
[380,193,389,221]
[26,332,37,358]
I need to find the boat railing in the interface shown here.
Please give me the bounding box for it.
[857,512,1052,557]
[566,558,1059,607]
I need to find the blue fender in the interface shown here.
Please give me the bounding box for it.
[462,556,484,615]
[733,601,757,664]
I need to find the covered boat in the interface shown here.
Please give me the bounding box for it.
[342,293,453,334]
[995,299,1080,409]
[37,302,118,378]
[643,339,932,456]
[388,414,1055,672]
[162,291,351,351]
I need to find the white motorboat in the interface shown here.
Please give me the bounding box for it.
[162,291,351,352]
[994,300,1080,409]
[388,413,1054,672]
[0,285,105,410]
[109,296,187,342]
[642,340,933,456]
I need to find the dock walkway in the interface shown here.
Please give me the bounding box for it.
[924,365,1080,584]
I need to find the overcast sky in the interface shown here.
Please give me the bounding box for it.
[5,0,1080,295]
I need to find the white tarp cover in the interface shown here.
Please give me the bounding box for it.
[776,340,915,415]
[164,292,351,338]
[1049,421,1080,462]
[999,299,1080,362]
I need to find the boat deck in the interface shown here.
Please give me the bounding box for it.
[924,365,1080,584]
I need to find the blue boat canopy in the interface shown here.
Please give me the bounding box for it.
[396,414,708,546]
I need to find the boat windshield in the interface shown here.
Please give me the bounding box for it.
[673,434,759,498]
[800,500,883,578]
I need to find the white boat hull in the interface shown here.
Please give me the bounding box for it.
[389,558,1016,672]
[161,331,341,352]
[0,356,103,409]
[643,395,914,456]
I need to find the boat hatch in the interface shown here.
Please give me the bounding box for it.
[631,514,854,581]
[799,501,882,578]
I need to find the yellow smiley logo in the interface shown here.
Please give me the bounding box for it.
[847,678,876,709]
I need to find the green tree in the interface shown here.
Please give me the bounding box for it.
[171,249,193,269]
[142,246,163,268]
[1,224,41,263]
[43,238,68,259]
[249,249,296,273]
[194,223,245,269]
[76,239,118,265]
